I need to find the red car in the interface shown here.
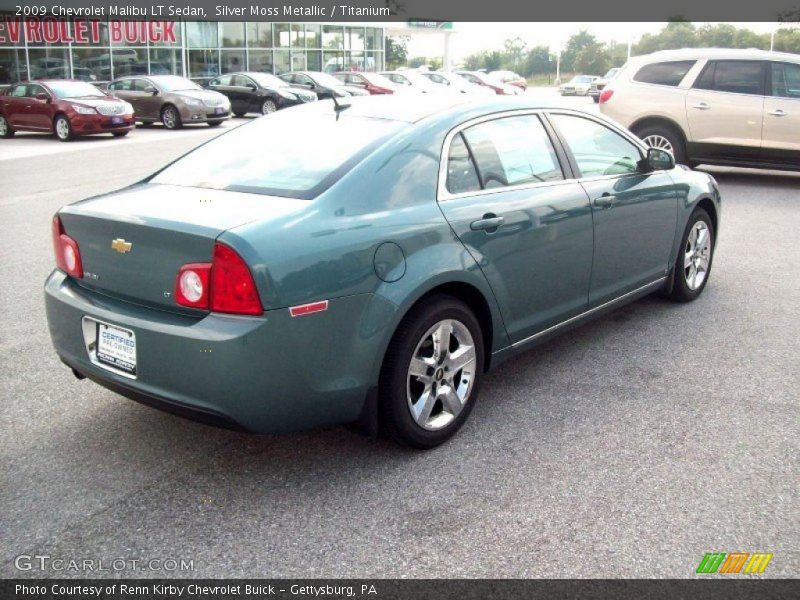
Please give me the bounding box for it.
[489,70,528,91]
[0,80,135,142]
[333,71,402,95]
[457,71,522,95]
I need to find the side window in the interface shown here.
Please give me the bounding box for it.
[131,79,149,92]
[770,62,800,98]
[25,84,45,98]
[298,75,313,86]
[633,60,696,86]
[111,79,131,91]
[9,85,27,97]
[446,133,481,194]
[429,74,446,85]
[230,75,246,87]
[462,115,564,188]
[694,60,764,95]
[216,74,233,86]
[551,114,642,177]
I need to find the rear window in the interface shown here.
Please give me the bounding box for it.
[633,61,696,86]
[150,106,403,200]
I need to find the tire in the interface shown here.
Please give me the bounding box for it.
[635,123,688,165]
[668,208,714,303]
[160,105,182,129]
[234,112,246,118]
[380,295,484,449]
[261,99,278,115]
[207,120,222,127]
[111,131,129,137]
[54,114,74,142]
[592,96,600,103]
[138,121,155,128]
[0,114,13,138]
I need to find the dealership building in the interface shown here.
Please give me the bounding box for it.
[0,18,405,85]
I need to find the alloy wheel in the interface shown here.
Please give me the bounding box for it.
[55,117,70,140]
[261,100,277,115]
[162,107,178,129]
[406,319,477,431]
[642,134,674,156]
[0,116,7,136]
[684,221,712,290]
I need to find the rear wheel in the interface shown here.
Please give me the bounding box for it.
[207,120,223,127]
[635,123,687,165]
[0,115,13,138]
[111,131,129,137]
[161,105,182,129]
[234,112,246,118]
[380,295,484,448]
[668,208,714,302]
[54,115,74,142]
[592,95,600,103]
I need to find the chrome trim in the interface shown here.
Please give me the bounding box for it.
[511,277,667,349]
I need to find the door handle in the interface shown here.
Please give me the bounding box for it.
[692,102,710,110]
[470,214,504,232]
[593,194,616,209]
[768,109,788,117]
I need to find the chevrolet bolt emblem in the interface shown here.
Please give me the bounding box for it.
[111,238,132,254]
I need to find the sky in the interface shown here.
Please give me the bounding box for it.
[401,22,784,60]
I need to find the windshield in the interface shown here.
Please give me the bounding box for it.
[154,76,201,92]
[572,76,594,84]
[151,106,403,200]
[48,81,106,99]
[604,68,620,79]
[309,72,344,88]
[248,73,288,88]
[362,72,396,87]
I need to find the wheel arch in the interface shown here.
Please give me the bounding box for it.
[695,196,718,244]
[630,116,688,146]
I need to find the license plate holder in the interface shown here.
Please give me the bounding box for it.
[214,107,225,114]
[111,116,124,125]
[94,320,137,376]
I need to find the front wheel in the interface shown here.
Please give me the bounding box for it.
[161,105,182,129]
[261,99,278,115]
[207,120,223,127]
[668,208,714,302]
[0,115,13,138]
[380,295,484,448]
[54,115,74,142]
[111,131,129,137]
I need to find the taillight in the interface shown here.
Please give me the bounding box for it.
[51,215,83,278]
[174,242,263,315]
[599,89,614,104]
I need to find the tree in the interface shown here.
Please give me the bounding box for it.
[523,45,552,77]
[385,36,409,69]
[560,30,598,72]
[573,44,611,75]
[503,37,528,73]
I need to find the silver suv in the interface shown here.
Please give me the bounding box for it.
[599,48,800,171]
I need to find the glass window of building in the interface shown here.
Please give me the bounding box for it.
[187,22,218,48]
[323,26,344,50]
[150,48,182,76]
[306,51,322,72]
[274,49,290,74]
[188,49,220,79]
[248,50,273,73]
[112,47,148,77]
[71,48,110,82]
[274,24,291,48]
[0,48,28,84]
[323,51,345,73]
[305,25,322,49]
[366,29,382,51]
[111,21,147,46]
[221,22,245,47]
[28,48,70,79]
[246,23,272,48]
[291,24,305,48]
[348,27,365,52]
[221,50,245,74]
[291,51,307,72]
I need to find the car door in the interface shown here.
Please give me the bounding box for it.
[24,83,53,130]
[108,78,138,110]
[437,112,594,344]
[232,75,257,113]
[762,61,800,163]
[684,60,766,162]
[2,84,29,128]
[548,112,678,306]
[131,78,163,120]
[209,75,238,112]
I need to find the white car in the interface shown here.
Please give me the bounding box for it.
[421,71,495,96]
[380,71,443,94]
[559,75,599,96]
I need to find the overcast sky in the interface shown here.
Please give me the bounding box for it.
[402,22,783,59]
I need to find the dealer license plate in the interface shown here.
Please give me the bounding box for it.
[94,321,137,376]
[111,116,123,125]
[214,107,225,114]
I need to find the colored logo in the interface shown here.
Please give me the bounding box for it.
[696,552,773,574]
[111,238,132,254]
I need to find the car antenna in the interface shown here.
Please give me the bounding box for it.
[332,94,351,114]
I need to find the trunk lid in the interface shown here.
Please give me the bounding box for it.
[59,183,306,311]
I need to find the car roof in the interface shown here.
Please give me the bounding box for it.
[630,47,800,64]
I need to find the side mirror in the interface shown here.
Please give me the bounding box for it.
[248,84,257,91]
[143,85,158,95]
[644,147,675,171]
[35,92,50,102]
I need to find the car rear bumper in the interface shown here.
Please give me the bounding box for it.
[45,270,384,433]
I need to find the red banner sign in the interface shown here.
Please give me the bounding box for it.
[0,18,177,45]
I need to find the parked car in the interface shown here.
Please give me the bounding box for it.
[489,70,528,91]
[380,70,443,93]
[589,67,620,103]
[206,72,317,116]
[559,75,599,96]
[107,75,230,129]
[599,48,800,170]
[457,71,522,95]
[279,71,369,100]
[45,96,720,448]
[333,71,404,95]
[421,71,495,96]
[0,80,134,141]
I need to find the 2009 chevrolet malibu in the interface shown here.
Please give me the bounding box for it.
[45,96,721,448]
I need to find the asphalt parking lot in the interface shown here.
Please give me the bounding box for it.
[1,93,798,579]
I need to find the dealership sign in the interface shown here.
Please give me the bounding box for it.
[0,18,177,44]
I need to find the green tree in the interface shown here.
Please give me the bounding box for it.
[503,36,528,73]
[385,36,409,69]
[574,44,611,75]
[560,30,598,72]
[523,45,552,77]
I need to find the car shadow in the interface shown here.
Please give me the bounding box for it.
[699,166,800,188]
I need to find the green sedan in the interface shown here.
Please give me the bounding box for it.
[45,96,720,448]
